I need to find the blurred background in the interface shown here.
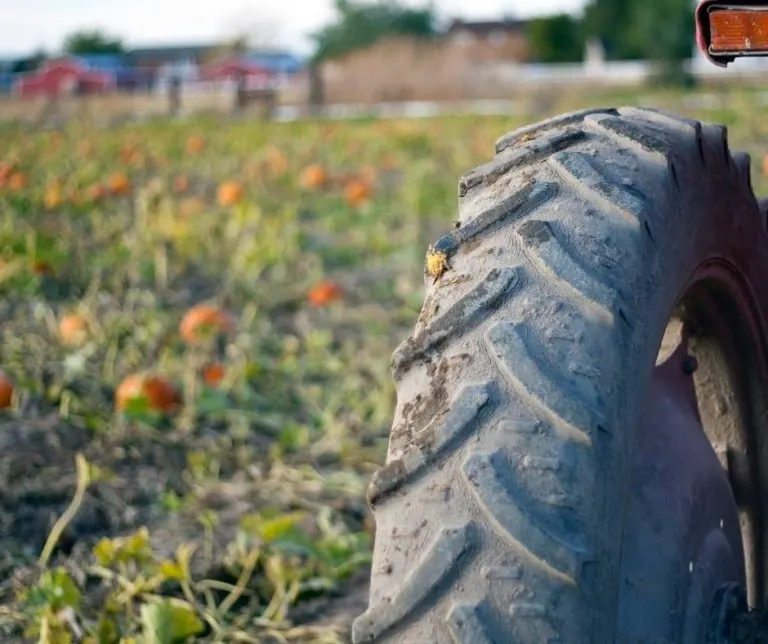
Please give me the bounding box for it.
[0,1,767,643]
[1,0,767,122]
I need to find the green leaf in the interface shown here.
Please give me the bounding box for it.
[270,526,319,558]
[114,527,152,564]
[140,599,204,644]
[31,568,81,612]
[195,388,231,414]
[94,615,120,644]
[93,538,117,566]
[87,462,115,484]
[122,395,151,415]
[160,490,183,514]
[158,560,186,582]
[240,511,306,544]
[93,528,152,567]
[140,601,172,644]
[122,397,164,427]
[261,514,304,543]
[277,423,309,452]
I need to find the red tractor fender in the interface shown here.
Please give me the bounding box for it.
[696,0,768,67]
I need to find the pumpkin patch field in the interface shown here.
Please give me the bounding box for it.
[0,87,766,643]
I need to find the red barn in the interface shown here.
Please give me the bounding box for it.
[199,55,271,88]
[15,58,114,98]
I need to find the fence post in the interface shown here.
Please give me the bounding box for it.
[234,72,246,113]
[308,62,324,117]
[168,75,181,116]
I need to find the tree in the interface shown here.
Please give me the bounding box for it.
[312,0,437,62]
[12,48,47,73]
[526,14,585,63]
[582,0,695,82]
[624,0,694,64]
[582,0,641,60]
[62,29,125,55]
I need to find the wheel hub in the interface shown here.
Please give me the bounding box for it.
[617,329,747,642]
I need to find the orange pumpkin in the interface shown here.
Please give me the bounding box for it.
[172,175,189,193]
[44,182,63,210]
[179,304,235,344]
[185,135,205,155]
[8,172,28,191]
[115,373,181,413]
[121,148,145,167]
[217,181,244,206]
[307,280,344,307]
[86,184,105,202]
[202,362,225,387]
[108,172,131,196]
[0,370,13,409]
[0,163,15,186]
[344,179,372,207]
[58,314,88,345]
[299,164,329,190]
[763,154,768,178]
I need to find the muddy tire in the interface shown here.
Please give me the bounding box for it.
[353,108,768,643]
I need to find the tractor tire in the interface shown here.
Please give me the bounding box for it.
[353,108,768,643]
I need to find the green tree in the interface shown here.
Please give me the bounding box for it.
[583,0,641,59]
[12,48,47,73]
[526,14,585,63]
[582,0,695,82]
[62,29,125,55]
[312,0,436,62]
[624,0,694,64]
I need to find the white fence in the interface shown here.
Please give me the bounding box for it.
[475,60,653,87]
[473,54,768,90]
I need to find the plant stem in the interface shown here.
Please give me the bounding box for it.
[38,453,90,567]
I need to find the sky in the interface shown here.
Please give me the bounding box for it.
[0,0,584,56]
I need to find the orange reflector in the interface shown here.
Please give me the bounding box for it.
[710,8,768,53]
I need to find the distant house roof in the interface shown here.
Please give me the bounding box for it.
[14,59,115,98]
[37,57,86,73]
[127,44,217,63]
[245,51,304,74]
[446,19,528,36]
[200,55,270,80]
[73,53,127,71]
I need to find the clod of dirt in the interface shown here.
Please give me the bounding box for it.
[425,246,449,280]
